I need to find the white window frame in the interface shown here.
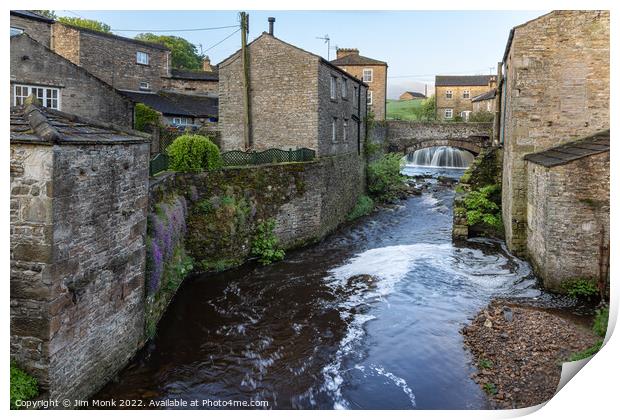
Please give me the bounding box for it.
[332,117,338,142]
[367,90,373,105]
[446,90,453,99]
[136,51,150,65]
[139,81,151,91]
[444,108,453,119]
[343,119,349,142]
[463,90,470,99]
[330,76,338,100]
[172,117,190,126]
[13,84,60,110]
[341,78,348,99]
[362,68,373,83]
[11,27,24,36]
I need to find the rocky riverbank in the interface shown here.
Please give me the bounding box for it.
[462,300,599,409]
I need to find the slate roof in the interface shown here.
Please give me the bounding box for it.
[330,54,387,66]
[119,90,218,118]
[10,10,54,23]
[524,129,610,168]
[435,75,495,87]
[169,68,219,81]
[55,22,170,51]
[10,99,148,144]
[402,91,426,98]
[471,89,496,102]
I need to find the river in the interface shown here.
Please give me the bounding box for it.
[95,160,558,409]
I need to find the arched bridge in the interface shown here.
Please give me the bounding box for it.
[376,121,493,155]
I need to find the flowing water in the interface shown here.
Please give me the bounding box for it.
[95,160,566,409]
[407,146,474,169]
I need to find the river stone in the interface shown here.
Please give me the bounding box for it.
[484,318,493,328]
[503,307,513,322]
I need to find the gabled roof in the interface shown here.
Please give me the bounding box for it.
[471,89,496,102]
[435,75,495,87]
[119,90,217,118]
[524,129,610,167]
[54,22,170,51]
[11,98,148,144]
[169,68,218,81]
[10,10,54,23]
[401,91,426,98]
[330,54,387,66]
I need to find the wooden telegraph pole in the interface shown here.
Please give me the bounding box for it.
[240,12,252,150]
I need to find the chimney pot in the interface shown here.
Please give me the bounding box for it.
[336,48,359,59]
[268,17,275,35]
[202,56,213,72]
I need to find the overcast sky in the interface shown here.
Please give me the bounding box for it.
[55,10,546,99]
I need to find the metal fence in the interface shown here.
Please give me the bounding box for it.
[149,147,316,177]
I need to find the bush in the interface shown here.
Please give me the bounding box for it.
[134,103,161,132]
[468,110,494,123]
[463,184,502,229]
[563,278,599,300]
[10,362,38,409]
[166,134,223,172]
[347,195,374,221]
[251,219,285,265]
[593,306,609,338]
[367,153,406,202]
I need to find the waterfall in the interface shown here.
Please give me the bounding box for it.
[406,146,474,169]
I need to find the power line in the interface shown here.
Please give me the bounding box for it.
[204,28,241,52]
[112,24,238,33]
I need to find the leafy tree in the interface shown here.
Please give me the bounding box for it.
[57,16,111,33]
[134,103,161,132]
[135,34,204,70]
[166,134,222,172]
[417,94,436,121]
[30,10,57,19]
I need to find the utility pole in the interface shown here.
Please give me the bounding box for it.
[240,12,251,150]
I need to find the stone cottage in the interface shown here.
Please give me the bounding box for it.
[10,33,134,127]
[162,57,219,96]
[331,48,388,120]
[399,91,426,101]
[10,98,150,403]
[218,24,368,156]
[471,89,496,113]
[435,75,496,121]
[499,10,610,256]
[524,130,609,292]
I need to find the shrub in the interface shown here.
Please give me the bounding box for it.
[468,110,494,123]
[251,219,285,265]
[563,278,599,300]
[10,362,38,409]
[134,103,161,132]
[367,153,406,202]
[593,306,609,338]
[347,195,374,221]
[463,184,502,230]
[166,134,223,172]
[482,382,497,395]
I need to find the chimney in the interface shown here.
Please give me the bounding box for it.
[336,48,359,59]
[268,17,275,35]
[488,75,497,89]
[202,56,213,72]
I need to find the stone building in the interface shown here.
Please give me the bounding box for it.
[10,99,150,402]
[499,10,610,256]
[51,22,171,93]
[218,26,368,156]
[10,10,54,47]
[435,75,496,121]
[399,91,426,101]
[471,89,496,113]
[524,130,609,291]
[10,33,134,128]
[161,58,219,96]
[331,48,387,120]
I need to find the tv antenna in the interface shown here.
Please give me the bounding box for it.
[316,34,331,60]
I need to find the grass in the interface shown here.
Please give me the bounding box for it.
[386,99,425,121]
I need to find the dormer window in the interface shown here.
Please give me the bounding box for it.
[136,51,150,65]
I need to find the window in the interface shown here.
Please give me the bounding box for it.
[13,85,60,109]
[341,78,348,99]
[332,117,338,142]
[136,51,150,65]
[444,108,453,119]
[172,117,190,126]
[10,27,24,36]
[446,90,453,99]
[362,68,373,82]
[367,90,373,105]
[343,119,349,142]
[139,81,150,91]
[463,90,470,99]
[330,76,337,100]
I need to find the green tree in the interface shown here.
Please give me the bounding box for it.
[134,103,161,132]
[135,34,204,70]
[57,16,111,33]
[417,94,436,121]
[30,10,57,19]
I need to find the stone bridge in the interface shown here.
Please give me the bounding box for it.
[373,121,493,155]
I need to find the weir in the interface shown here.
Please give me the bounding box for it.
[406,146,474,169]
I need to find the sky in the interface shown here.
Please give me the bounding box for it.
[54,10,547,99]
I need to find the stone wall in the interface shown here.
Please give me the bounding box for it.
[436,85,492,121]
[336,63,387,120]
[10,14,52,47]
[10,138,150,403]
[501,11,610,255]
[51,23,171,92]
[162,78,218,95]
[10,34,134,127]
[526,151,609,291]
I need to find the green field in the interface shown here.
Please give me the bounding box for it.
[386,99,426,121]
